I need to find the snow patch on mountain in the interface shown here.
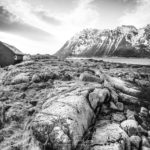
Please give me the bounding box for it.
[56,25,150,58]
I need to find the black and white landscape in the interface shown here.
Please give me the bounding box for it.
[0,0,150,150]
[56,25,150,58]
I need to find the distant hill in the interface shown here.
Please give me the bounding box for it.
[55,25,150,58]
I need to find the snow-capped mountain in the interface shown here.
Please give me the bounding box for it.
[55,25,150,58]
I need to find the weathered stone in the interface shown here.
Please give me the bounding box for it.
[116,102,124,111]
[142,146,150,150]
[106,75,140,96]
[129,135,141,150]
[79,73,104,83]
[97,114,111,121]
[0,96,8,102]
[89,88,110,109]
[101,104,110,115]
[0,55,149,150]
[135,79,150,87]
[148,130,150,135]
[95,120,111,128]
[103,82,118,103]
[138,125,148,136]
[121,120,139,136]
[11,73,30,84]
[110,101,118,110]
[134,113,143,124]
[118,93,140,105]
[32,74,41,83]
[141,121,149,130]
[110,89,119,103]
[126,109,136,120]
[91,123,130,150]
[91,142,125,150]
[32,95,95,150]
[0,135,4,143]
[112,112,126,122]
[142,136,150,148]
[140,107,149,117]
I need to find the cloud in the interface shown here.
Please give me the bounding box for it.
[119,0,150,27]
[0,0,100,37]
[0,4,52,41]
[0,0,103,53]
[53,0,101,39]
[122,0,130,3]
[0,31,58,54]
[33,10,61,25]
[118,0,137,3]
[0,1,50,32]
[0,6,16,23]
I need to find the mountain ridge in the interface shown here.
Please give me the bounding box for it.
[55,24,150,58]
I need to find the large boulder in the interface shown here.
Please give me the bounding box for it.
[89,88,110,109]
[106,75,140,96]
[91,143,125,150]
[140,107,149,117]
[91,123,130,150]
[142,136,150,148]
[111,112,126,122]
[118,93,140,105]
[129,135,141,150]
[11,73,30,84]
[32,94,97,150]
[79,73,104,84]
[126,109,136,120]
[121,120,139,136]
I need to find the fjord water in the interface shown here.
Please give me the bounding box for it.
[68,57,150,66]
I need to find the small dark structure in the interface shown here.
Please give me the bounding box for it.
[0,41,24,67]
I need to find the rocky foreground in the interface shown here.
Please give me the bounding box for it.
[0,56,150,150]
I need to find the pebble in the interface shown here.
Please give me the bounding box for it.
[116,102,124,111]
[142,136,150,148]
[112,112,126,122]
[109,101,118,110]
[140,107,149,117]
[121,120,139,137]
[101,104,110,115]
[138,125,148,137]
[126,109,136,120]
[129,135,141,150]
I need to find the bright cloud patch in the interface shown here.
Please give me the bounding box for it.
[119,0,150,27]
[0,0,149,54]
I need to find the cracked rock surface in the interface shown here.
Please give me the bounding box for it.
[0,56,150,150]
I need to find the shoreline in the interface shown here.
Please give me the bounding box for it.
[67,57,150,66]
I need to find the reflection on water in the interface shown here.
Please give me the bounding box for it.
[68,57,150,66]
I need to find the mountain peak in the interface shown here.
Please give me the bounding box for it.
[55,24,150,58]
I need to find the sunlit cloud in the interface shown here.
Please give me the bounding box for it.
[119,0,150,28]
[33,10,61,26]
[0,0,101,53]
[0,0,149,54]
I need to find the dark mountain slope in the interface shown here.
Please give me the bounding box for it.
[56,25,150,58]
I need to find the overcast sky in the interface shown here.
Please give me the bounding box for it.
[0,0,150,54]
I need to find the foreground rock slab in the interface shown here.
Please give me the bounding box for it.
[31,82,110,150]
[91,123,130,150]
[32,95,94,150]
[0,57,150,150]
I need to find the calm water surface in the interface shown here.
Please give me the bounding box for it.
[68,57,150,66]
